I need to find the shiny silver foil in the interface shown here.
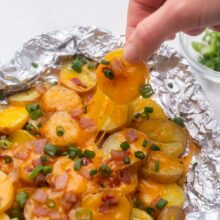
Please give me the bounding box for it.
[0,26,219,219]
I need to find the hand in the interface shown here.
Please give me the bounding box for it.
[124,0,220,62]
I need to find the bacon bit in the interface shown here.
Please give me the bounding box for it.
[54,174,68,190]
[99,194,119,214]
[49,210,61,220]
[34,173,48,187]
[108,175,121,188]
[8,171,18,182]
[119,169,131,184]
[14,151,28,160]
[33,139,48,154]
[79,168,91,180]
[125,128,138,143]
[111,58,126,73]
[79,117,97,132]
[110,150,129,162]
[35,84,47,95]
[32,159,42,167]
[32,189,48,203]
[70,108,83,120]
[71,78,87,89]
[61,192,77,210]
[33,206,49,216]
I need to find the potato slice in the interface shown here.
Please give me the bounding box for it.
[132,98,167,120]
[60,64,97,93]
[141,151,184,183]
[0,106,29,134]
[41,85,82,112]
[8,89,40,106]
[134,119,186,157]
[131,208,154,220]
[40,111,80,147]
[158,206,185,220]
[0,171,14,212]
[102,128,150,170]
[77,189,132,220]
[9,129,36,144]
[87,89,130,132]
[96,48,148,104]
[0,213,10,220]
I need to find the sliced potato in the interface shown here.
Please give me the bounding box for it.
[41,85,82,112]
[9,129,36,144]
[102,128,150,170]
[40,111,80,147]
[87,89,130,132]
[131,208,154,220]
[0,213,10,220]
[60,64,97,93]
[78,189,132,220]
[134,119,186,157]
[0,106,29,134]
[8,89,40,106]
[96,48,148,104]
[0,171,14,212]
[158,206,185,220]
[141,151,184,183]
[132,98,167,120]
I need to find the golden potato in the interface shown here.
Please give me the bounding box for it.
[0,106,29,134]
[40,111,80,147]
[134,119,186,157]
[41,85,82,112]
[102,128,150,170]
[60,64,97,93]
[0,213,10,220]
[0,171,14,212]
[131,208,154,220]
[8,89,40,106]
[96,48,148,104]
[141,151,184,183]
[132,98,167,120]
[9,129,36,144]
[157,206,185,220]
[87,89,130,132]
[77,189,132,220]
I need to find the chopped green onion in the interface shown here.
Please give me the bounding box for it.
[144,107,153,113]
[46,199,56,209]
[100,59,110,65]
[29,166,43,180]
[69,150,78,160]
[0,139,12,149]
[151,144,160,151]
[89,169,98,177]
[68,147,83,158]
[74,158,83,171]
[154,160,160,172]
[103,68,114,80]
[40,155,48,163]
[70,59,84,73]
[31,62,38,68]
[124,156,131,164]
[41,166,52,175]
[56,126,64,137]
[26,103,42,120]
[145,207,155,216]
[83,150,96,159]
[135,151,145,160]
[142,139,148,148]
[61,151,69,156]
[120,141,130,151]
[25,123,38,135]
[16,191,29,208]
[172,117,185,127]
[26,103,39,111]
[139,84,154,98]
[75,209,93,220]
[140,112,149,118]
[167,82,173,89]
[44,144,61,156]
[4,155,12,163]
[156,198,168,210]
[99,164,112,177]
[87,63,96,70]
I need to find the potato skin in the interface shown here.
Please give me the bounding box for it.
[141,151,184,183]
[157,206,185,220]
[40,111,80,147]
[41,85,82,112]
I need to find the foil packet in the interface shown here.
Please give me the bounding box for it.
[0,26,220,219]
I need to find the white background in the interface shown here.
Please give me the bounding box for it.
[0,0,219,120]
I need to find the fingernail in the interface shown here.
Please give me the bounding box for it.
[124,43,141,63]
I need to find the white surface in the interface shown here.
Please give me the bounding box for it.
[0,0,219,120]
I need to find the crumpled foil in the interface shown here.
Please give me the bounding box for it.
[0,26,220,219]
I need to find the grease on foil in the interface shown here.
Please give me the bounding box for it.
[0,26,220,219]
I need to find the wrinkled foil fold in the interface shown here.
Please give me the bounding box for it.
[0,26,220,219]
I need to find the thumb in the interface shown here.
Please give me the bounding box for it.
[124,3,179,62]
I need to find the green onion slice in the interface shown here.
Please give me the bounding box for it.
[16,191,29,208]
[139,84,154,98]
[156,198,168,210]
[75,209,93,220]
[98,164,112,177]
[44,144,61,156]
[120,141,130,151]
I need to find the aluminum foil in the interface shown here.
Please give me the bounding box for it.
[0,26,220,219]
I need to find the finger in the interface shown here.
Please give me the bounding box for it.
[184,28,205,36]
[210,24,220,32]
